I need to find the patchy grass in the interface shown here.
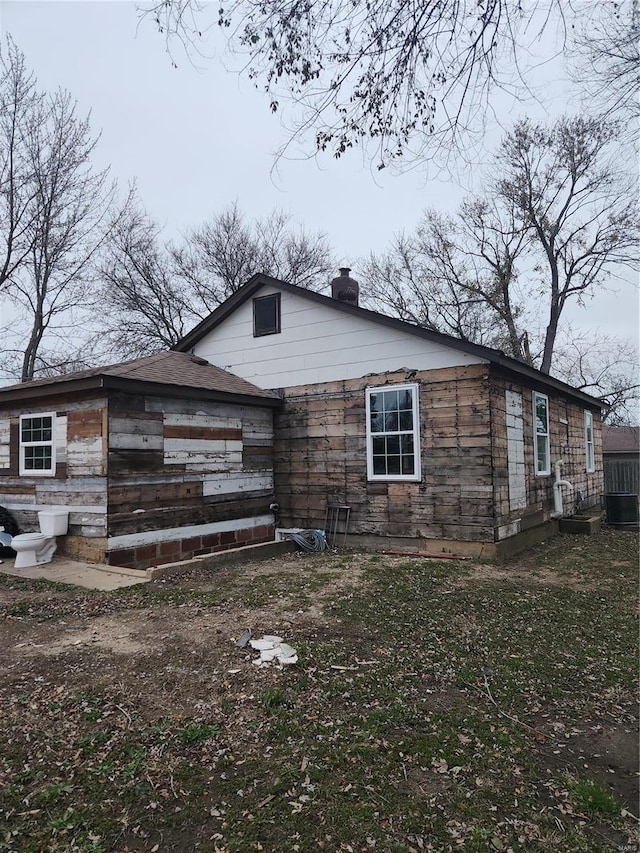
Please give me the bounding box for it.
[567,778,620,818]
[0,529,638,852]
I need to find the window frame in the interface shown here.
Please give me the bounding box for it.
[19,412,56,476]
[584,410,595,473]
[252,293,281,337]
[532,391,550,476]
[365,383,421,482]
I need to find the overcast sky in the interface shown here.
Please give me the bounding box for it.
[0,0,638,344]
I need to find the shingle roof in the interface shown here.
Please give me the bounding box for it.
[0,351,281,405]
[602,425,640,454]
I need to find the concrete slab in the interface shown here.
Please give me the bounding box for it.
[0,539,297,591]
[0,555,150,590]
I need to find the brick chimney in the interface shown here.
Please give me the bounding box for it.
[330,267,359,307]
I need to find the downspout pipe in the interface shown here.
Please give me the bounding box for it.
[551,459,573,517]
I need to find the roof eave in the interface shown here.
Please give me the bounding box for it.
[0,373,282,409]
[0,375,107,404]
[102,375,282,407]
[488,355,604,409]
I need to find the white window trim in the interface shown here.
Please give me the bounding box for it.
[19,412,56,476]
[366,383,421,482]
[585,410,595,473]
[532,391,550,476]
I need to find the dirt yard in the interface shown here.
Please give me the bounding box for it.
[1,530,638,853]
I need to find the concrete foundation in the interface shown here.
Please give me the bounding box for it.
[344,520,560,561]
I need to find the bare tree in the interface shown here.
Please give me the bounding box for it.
[99,204,196,358]
[10,94,124,381]
[173,202,259,307]
[0,38,43,291]
[552,326,640,425]
[569,0,639,138]
[99,201,335,359]
[0,40,129,382]
[497,116,639,374]
[362,226,501,347]
[363,115,638,381]
[177,203,334,311]
[362,200,531,358]
[0,325,109,383]
[142,0,575,169]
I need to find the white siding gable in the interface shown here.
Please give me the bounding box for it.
[192,286,485,389]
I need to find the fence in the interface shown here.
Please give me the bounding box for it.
[604,456,640,495]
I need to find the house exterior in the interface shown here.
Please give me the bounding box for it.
[175,272,604,558]
[0,273,605,567]
[602,425,640,495]
[0,351,281,569]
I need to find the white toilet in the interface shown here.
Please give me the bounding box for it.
[12,510,69,569]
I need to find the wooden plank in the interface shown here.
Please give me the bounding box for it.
[242,447,274,471]
[110,433,164,450]
[163,450,243,466]
[67,409,104,440]
[65,421,102,440]
[35,488,107,508]
[163,425,242,441]
[108,391,148,414]
[202,471,273,497]
[108,449,165,474]
[108,480,204,511]
[164,438,243,453]
[110,416,163,436]
[148,400,246,420]
[243,438,273,448]
[163,411,243,430]
[67,439,104,476]
[36,477,107,495]
[108,495,272,537]
[0,483,37,498]
[428,435,491,449]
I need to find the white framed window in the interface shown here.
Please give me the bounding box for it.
[19,413,56,476]
[584,410,595,473]
[366,383,421,481]
[533,392,550,476]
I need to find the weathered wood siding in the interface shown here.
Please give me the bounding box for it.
[0,389,276,569]
[106,392,276,568]
[273,364,496,547]
[273,363,603,552]
[0,396,108,552]
[490,372,603,540]
[193,284,485,388]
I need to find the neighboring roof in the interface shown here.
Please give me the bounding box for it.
[602,425,640,454]
[174,274,604,409]
[0,351,282,407]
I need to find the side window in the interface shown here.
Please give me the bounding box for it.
[585,410,595,473]
[253,293,281,337]
[533,392,550,476]
[366,384,421,481]
[20,413,55,476]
